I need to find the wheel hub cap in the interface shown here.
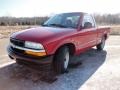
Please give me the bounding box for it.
[64,52,69,69]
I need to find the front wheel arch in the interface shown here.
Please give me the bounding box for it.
[54,43,76,56]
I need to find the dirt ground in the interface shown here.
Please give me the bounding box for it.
[0,36,120,90]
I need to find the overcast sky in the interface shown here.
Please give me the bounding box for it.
[0,0,119,17]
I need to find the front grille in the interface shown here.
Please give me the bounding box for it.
[10,38,25,47]
[10,38,25,53]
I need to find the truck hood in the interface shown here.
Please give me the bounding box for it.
[11,26,74,43]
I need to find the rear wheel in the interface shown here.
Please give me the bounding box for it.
[53,46,70,74]
[97,37,105,51]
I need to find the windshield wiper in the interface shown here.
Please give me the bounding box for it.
[42,23,67,28]
[48,23,67,28]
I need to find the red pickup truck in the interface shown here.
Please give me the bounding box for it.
[7,12,110,74]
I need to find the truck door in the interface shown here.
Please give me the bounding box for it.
[77,14,97,50]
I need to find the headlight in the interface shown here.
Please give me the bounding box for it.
[25,41,44,50]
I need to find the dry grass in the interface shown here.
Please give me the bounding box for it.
[110,25,120,35]
[0,26,38,38]
[0,25,119,39]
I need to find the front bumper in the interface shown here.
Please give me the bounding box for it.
[7,46,53,65]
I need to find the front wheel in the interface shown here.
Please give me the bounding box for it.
[53,46,70,74]
[96,37,105,51]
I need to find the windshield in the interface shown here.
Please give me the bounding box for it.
[43,13,81,28]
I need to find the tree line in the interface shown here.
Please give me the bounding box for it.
[0,16,49,26]
[0,13,120,26]
[94,13,120,25]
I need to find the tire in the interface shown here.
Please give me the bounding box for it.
[97,37,105,51]
[16,60,23,65]
[53,46,70,74]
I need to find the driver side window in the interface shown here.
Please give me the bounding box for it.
[82,14,95,29]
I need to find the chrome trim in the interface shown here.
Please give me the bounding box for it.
[10,43,45,52]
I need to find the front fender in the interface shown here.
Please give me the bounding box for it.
[44,38,77,55]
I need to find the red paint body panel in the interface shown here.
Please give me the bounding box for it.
[10,12,110,56]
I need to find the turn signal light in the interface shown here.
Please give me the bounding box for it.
[25,51,46,56]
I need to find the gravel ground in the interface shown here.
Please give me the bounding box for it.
[0,36,120,90]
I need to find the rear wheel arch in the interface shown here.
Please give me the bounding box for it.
[97,36,106,51]
[104,34,107,40]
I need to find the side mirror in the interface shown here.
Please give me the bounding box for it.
[82,22,92,29]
